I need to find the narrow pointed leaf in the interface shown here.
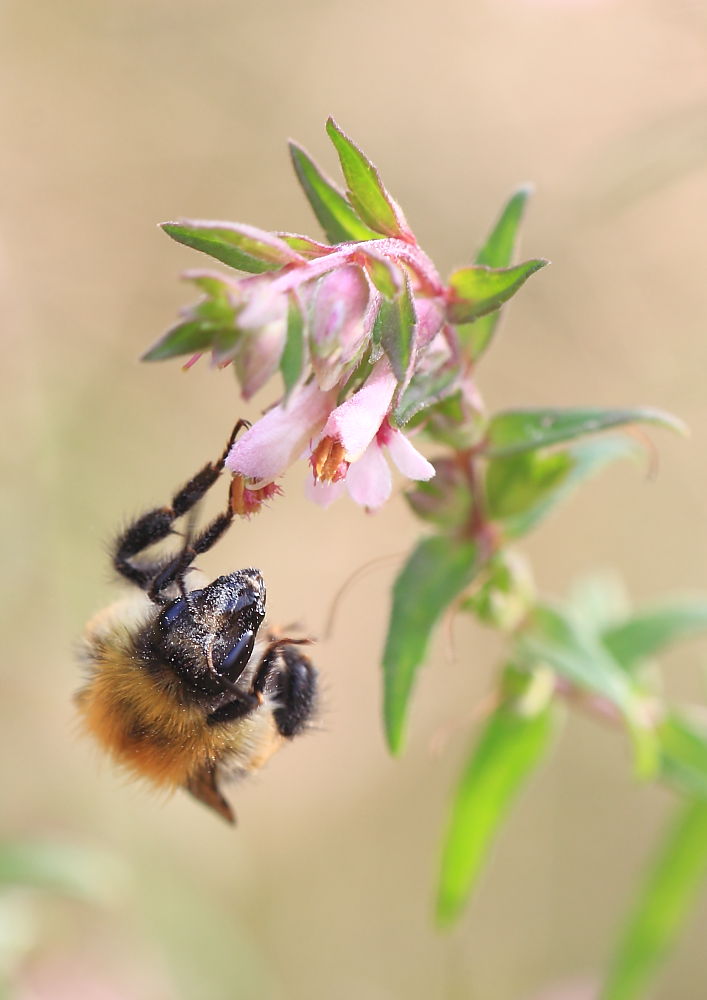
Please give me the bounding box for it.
[603,600,707,672]
[376,271,417,386]
[447,259,547,324]
[162,220,303,273]
[603,799,707,1000]
[325,118,408,238]
[393,363,459,426]
[141,319,218,361]
[280,296,305,399]
[460,185,533,358]
[486,407,687,458]
[288,142,381,244]
[383,536,479,754]
[476,185,533,268]
[277,232,335,258]
[437,689,554,925]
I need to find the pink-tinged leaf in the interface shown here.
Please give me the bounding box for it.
[182,269,240,301]
[447,259,548,324]
[162,220,305,274]
[141,319,218,362]
[289,141,382,244]
[325,118,411,239]
[277,232,336,258]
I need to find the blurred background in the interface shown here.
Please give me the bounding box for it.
[3,0,707,997]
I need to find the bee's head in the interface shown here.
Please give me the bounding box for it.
[152,569,267,694]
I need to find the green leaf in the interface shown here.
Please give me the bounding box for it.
[486,437,638,539]
[447,259,547,324]
[461,185,532,359]
[376,272,417,385]
[325,118,407,238]
[393,363,459,427]
[476,185,533,268]
[437,674,555,925]
[518,604,634,713]
[361,249,402,299]
[659,713,707,799]
[288,142,381,244]
[486,407,687,458]
[383,536,480,754]
[277,232,333,257]
[280,296,305,399]
[603,799,707,1000]
[162,220,301,273]
[517,603,658,776]
[141,319,219,361]
[486,449,571,520]
[0,840,125,904]
[603,600,707,672]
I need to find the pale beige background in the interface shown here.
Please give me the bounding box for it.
[3,1,707,997]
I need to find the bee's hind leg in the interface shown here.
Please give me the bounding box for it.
[253,643,318,738]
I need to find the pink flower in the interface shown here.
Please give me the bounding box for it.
[308,419,435,510]
[226,380,336,481]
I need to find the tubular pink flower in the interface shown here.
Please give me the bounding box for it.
[321,359,397,460]
[226,381,336,481]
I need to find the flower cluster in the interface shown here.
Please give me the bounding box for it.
[144,119,546,511]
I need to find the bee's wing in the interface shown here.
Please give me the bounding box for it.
[185,763,236,825]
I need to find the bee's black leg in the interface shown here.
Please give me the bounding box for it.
[113,420,249,594]
[252,644,318,738]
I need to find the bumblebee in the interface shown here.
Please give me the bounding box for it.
[76,421,318,824]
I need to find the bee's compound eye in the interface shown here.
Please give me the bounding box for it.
[160,597,187,627]
[217,630,255,684]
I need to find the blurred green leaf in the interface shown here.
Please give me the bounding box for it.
[383,536,479,754]
[288,142,381,244]
[486,449,571,520]
[437,674,555,925]
[458,185,533,359]
[0,841,126,905]
[487,437,638,539]
[519,604,634,713]
[518,604,658,775]
[486,406,686,458]
[447,259,547,324]
[659,713,707,799]
[462,551,535,632]
[603,600,707,672]
[377,272,416,386]
[603,799,707,1000]
[162,220,301,273]
[326,118,407,238]
[141,319,219,361]
[280,296,305,399]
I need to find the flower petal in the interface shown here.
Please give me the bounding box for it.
[322,359,396,459]
[304,476,346,508]
[385,428,436,481]
[346,442,392,509]
[226,381,335,480]
[235,320,286,400]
